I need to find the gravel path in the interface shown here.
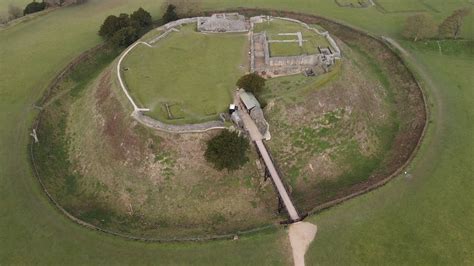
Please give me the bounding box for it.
[289,222,318,266]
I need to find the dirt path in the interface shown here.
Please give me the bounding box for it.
[289,222,318,266]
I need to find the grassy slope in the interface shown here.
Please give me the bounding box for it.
[307,40,474,264]
[0,1,288,264]
[123,24,248,124]
[0,0,473,264]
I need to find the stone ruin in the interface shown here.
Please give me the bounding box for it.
[197,13,250,33]
[250,17,341,77]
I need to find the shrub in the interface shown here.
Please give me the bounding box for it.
[236,73,266,95]
[205,130,249,171]
[23,1,47,15]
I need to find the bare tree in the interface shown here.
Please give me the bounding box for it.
[402,13,437,42]
[438,7,472,39]
[8,4,22,20]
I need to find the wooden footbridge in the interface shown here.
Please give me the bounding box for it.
[236,98,301,222]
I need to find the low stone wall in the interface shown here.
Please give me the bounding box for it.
[268,54,320,67]
[163,17,197,30]
[133,111,225,134]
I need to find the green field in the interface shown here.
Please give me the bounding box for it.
[123,24,248,124]
[254,18,330,56]
[307,39,474,264]
[1,0,473,264]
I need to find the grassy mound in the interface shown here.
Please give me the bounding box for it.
[33,46,277,239]
[253,10,425,212]
[122,24,249,124]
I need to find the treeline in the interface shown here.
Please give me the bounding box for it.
[403,7,472,41]
[98,8,153,47]
[97,1,203,47]
[1,0,87,25]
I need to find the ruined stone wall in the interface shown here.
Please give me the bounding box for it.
[164,18,197,30]
[268,54,321,67]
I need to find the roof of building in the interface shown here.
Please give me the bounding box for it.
[240,92,260,110]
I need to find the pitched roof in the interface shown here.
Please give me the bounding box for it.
[240,92,260,110]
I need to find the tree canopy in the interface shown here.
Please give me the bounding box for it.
[402,13,437,42]
[161,0,201,17]
[236,73,266,95]
[162,4,179,24]
[130,7,152,28]
[439,8,472,39]
[205,130,249,171]
[98,8,152,47]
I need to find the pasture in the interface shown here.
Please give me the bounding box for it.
[123,24,248,124]
[0,0,473,264]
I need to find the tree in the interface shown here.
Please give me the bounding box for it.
[162,4,178,23]
[402,14,437,42]
[109,26,139,47]
[23,1,47,15]
[98,15,120,38]
[161,0,201,17]
[8,4,22,20]
[205,130,249,171]
[131,7,152,28]
[236,73,266,95]
[438,8,472,39]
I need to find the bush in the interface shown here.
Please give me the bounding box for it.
[236,73,266,95]
[23,1,46,15]
[205,130,249,171]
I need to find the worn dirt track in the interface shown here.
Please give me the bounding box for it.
[289,222,318,266]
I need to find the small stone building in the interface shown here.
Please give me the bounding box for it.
[239,91,268,136]
[240,91,260,113]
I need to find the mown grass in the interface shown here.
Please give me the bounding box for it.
[123,24,248,124]
[1,0,473,264]
[307,41,474,264]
